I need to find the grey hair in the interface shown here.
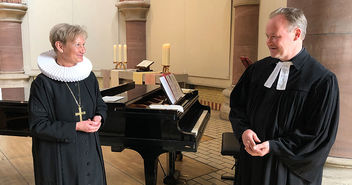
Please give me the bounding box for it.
[49,23,87,51]
[270,7,307,40]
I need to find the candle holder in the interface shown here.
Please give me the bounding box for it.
[162,65,170,73]
[113,60,118,69]
[123,61,127,69]
[113,61,127,70]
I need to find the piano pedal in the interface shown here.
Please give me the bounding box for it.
[163,170,184,185]
[176,179,187,185]
[175,151,183,161]
[176,175,188,185]
[178,174,188,182]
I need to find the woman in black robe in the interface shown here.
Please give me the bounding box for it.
[29,23,107,185]
[229,8,339,185]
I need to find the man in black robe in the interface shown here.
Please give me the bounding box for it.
[229,7,339,185]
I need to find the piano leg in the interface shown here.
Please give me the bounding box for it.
[163,152,180,185]
[134,147,164,185]
[143,154,158,185]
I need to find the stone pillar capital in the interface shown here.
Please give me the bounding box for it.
[0,2,27,23]
[116,1,150,21]
[234,0,259,7]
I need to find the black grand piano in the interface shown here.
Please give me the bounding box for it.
[0,82,210,185]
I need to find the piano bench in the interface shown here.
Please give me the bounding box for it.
[221,132,240,183]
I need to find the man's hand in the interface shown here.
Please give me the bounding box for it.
[242,129,261,150]
[251,141,270,156]
[242,129,269,157]
[76,118,101,133]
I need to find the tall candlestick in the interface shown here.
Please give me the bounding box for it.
[123,44,127,62]
[118,44,122,62]
[162,43,170,66]
[113,44,117,61]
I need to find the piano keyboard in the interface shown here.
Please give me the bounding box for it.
[191,110,208,135]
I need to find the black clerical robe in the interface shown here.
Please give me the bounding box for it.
[29,72,107,185]
[229,48,339,185]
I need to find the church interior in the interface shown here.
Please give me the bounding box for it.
[0,0,351,184]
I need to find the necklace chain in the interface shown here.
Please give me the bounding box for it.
[65,82,81,107]
[65,82,86,122]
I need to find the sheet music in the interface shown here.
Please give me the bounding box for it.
[169,74,184,99]
[160,76,176,104]
[159,74,184,104]
[102,95,124,102]
[149,104,184,112]
[165,75,180,100]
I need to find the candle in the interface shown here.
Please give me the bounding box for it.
[118,44,122,62]
[113,44,117,61]
[162,43,170,66]
[123,44,127,62]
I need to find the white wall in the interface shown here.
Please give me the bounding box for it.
[21,0,119,75]
[146,0,233,88]
[19,0,286,88]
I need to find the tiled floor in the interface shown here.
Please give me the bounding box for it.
[183,110,235,185]
[0,110,236,185]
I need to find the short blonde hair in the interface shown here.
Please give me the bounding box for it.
[49,23,87,51]
[270,7,307,40]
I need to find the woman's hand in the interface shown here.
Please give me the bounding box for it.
[92,115,102,123]
[76,118,101,133]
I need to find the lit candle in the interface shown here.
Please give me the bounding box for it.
[162,43,170,66]
[118,44,122,62]
[123,44,127,62]
[113,44,117,61]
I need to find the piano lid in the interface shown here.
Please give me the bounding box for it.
[101,84,161,104]
[100,81,135,96]
[0,81,137,104]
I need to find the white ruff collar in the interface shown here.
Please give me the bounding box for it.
[37,50,92,82]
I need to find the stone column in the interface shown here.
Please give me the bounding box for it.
[287,1,352,184]
[116,0,150,68]
[0,1,28,101]
[232,0,259,84]
[220,0,259,120]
